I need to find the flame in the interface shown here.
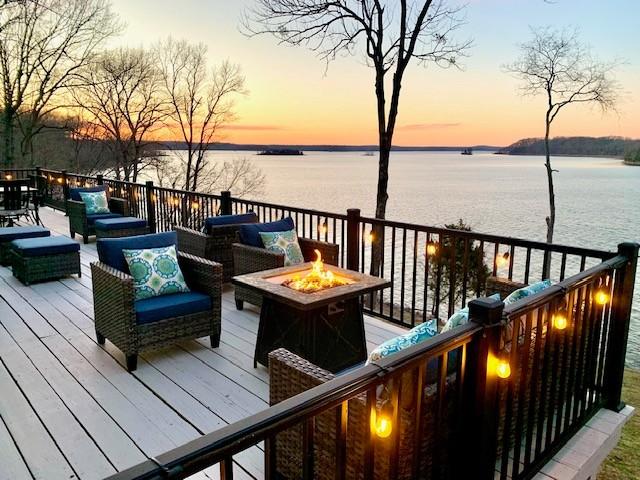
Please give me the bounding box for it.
[282,249,349,293]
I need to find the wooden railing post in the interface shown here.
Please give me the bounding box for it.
[220,190,232,216]
[96,174,104,185]
[603,242,639,412]
[346,208,361,271]
[61,170,69,200]
[145,181,157,233]
[459,296,504,479]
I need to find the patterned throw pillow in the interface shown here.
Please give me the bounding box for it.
[503,279,552,306]
[122,245,190,301]
[79,190,110,215]
[367,319,438,364]
[441,293,502,333]
[258,229,304,266]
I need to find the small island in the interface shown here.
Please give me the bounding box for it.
[257,149,304,156]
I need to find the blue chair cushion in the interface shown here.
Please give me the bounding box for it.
[87,213,122,225]
[95,217,147,231]
[11,236,80,257]
[0,226,50,242]
[204,211,257,233]
[134,292,211,325]
[238,217,295,248]
[69,185,108,202]
[97,231,178,273]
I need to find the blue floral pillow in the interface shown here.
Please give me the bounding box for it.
[367,319,438,364]
[503,280,552,306]
[122,245,190,301]
[259,229,304,266]
[79,190,110,215]
[441,293,502,333]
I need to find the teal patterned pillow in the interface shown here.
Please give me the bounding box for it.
[122,245,190,301]
[503,279,552,306]
[367,319,438,364]
[441,293,502,333]
[79,190,110,214]
[259,229,304,266]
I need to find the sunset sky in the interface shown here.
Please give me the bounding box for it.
[109,0,640,147]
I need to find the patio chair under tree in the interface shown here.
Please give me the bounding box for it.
[232,216,339,310]
[176,211,259,283]
[67,184,129,243]
[92,231,222,371]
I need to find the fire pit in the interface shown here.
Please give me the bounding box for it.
[233,260,390,372]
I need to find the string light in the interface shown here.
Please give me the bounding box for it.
[426,241,438,256]
[489,353,511,379]
[367,230,375,244]
[318,220,328,235]
[5,174,12,180]
[594,288,610,306]
[552,311,568,330]
[372,399,393,439]
[191,201,200,210]
[495,251,510,268]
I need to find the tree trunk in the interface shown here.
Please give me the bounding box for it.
[2,106,15,167]
[543,116,555,277]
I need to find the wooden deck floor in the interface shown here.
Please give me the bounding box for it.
[0,208,407,480]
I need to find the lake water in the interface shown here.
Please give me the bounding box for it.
[160,150,640,367]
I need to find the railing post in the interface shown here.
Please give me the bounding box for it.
[346,208,361,271]
[145,181,157,233]
[603,242,639,412]
[459,296,504,479]
[96,174,104,185]
[61,170,69,200]
[220,190,232,216]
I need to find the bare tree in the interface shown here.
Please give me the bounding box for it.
[0,0,121,167]
[71,47,167,181]
[505,27,619,257]
[245,0,470,275]
[156,38,246,191]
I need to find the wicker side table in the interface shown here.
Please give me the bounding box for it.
[95,217,149,239]
[10,236,81,285]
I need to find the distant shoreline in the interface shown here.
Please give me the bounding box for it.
[496,152,624,161]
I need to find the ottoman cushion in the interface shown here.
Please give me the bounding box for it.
[87,213,122,225]
[95,217,147,231]
[11,236,80,257]
[0,226,50,242]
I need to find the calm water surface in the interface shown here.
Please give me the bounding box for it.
[175,151,640,366]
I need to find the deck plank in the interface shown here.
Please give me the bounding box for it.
[0,415,33,480]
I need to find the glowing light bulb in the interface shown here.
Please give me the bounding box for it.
[367,230,375,244]
[318,222,328,235]
[495,252,510,268]
[5,174,12,180]
[191,201,199,210]
[426,242,438,256]
[594,289,610,306]
[374,413,392,438]
[552,313,568,330]
[57,177,63,184]
[496,360,511,379]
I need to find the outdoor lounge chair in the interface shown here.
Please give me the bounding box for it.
[92,231,222,371]
[176,211,259,283]
[67,185,129,243]
[232,216,339,310]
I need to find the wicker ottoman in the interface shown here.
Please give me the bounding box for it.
[95,217,149,239]
[10,236,81,285]
[0,226,50,266]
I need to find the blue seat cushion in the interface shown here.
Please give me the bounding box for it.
[204,211,257,233]
[134,292,211,325]
[69,185,108,202]
[95,217,147,230]
[0,226,50,242]
[11,236,80,257]
[87,213,122,225]
[97,231,178,273]
[239,217,295,248]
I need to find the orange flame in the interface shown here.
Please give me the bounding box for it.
[283,249,349,293]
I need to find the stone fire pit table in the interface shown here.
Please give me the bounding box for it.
[233,263,391,373]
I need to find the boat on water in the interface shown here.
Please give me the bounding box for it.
[363,152,375,156]
[257,149,303,156]
[461,147,473,155]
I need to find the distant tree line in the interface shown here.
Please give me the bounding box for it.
[499,136,639,158]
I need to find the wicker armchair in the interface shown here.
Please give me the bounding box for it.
[176,213,258,283]
[268,348,458,480]
[92,234,222,372]
[67,185,129,244]
[232,236,339,310]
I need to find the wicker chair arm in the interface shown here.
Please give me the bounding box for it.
[66,199,87,219]
[268,348,335,406]
[90,261,136,339]
[232,242,285,275]
[108,197,129,216]
[176,226,209,258]
[298,238,339,266]
[178,252,223,300]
